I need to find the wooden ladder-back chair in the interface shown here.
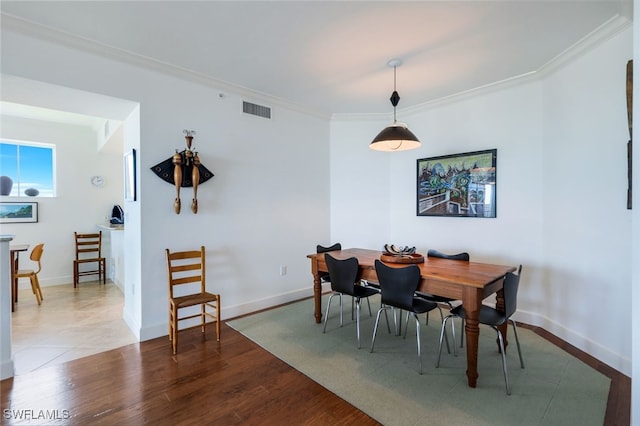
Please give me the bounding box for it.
[166,246,221,354]
[14,243,45,305]
[73,231,106,287]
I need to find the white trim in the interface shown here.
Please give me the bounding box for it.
[1,14,330,121]
[515,309,631,377]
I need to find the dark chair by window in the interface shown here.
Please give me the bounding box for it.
[323,254,378,349]
[371,260,438,374]
[73,232,106,287]
[437,265,524,394]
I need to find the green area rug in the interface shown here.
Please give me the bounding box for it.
[228,295,609,426]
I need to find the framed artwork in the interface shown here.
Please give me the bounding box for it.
[0,202,38,223]
[417,149,497,218]
[124,148,137,201]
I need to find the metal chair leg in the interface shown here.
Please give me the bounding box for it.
[413,313,423,374]
[494,326,511,395]
[510,319,525,368]
[370,307,388,353]
[382,304,392,334]
[356,298,362,348]
[322,292,343,333]
[436,315,453,368]
[437,305,452,354]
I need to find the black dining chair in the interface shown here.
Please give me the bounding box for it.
[417,249,470,355]
[323,254,379,349]
[319,243,364,318]
[371,260,438,374]
[316,243,341,283]
[437,265,524,394]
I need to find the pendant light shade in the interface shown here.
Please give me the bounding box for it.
[370,122,421,151]
[370,59,421,152]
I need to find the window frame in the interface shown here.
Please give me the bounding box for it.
[0,138,57,198]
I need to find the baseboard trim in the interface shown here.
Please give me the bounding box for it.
[137,283,332,342]
[516,309,630,377]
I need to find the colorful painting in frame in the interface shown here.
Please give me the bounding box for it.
[0,202,38,223]
[417,149,497,218]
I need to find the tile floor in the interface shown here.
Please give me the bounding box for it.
[10,281,138,375]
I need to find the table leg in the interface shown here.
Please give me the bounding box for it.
[313,273,322,324]
[10,252,18,312]
[463,287,481,388]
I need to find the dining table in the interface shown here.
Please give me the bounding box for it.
[307,247,516,388]
[9,244,29,312]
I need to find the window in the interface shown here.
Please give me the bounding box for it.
[0,140,56,197]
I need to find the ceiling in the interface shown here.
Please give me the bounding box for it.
[0,1,633,119]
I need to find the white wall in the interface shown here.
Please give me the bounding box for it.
[540,28,632,374]
[331,28,633,376]
[0,116,123,287]
[1,24,331,342]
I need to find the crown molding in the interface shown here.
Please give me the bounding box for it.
[1,13,331,121]
[333,13,632,122]
[3,11,631,124]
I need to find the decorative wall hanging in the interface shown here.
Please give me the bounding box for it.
[151,130,214,214]
[417,149,497,218]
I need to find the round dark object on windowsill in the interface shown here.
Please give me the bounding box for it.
[0,175,13,195]
[24,188,39,197]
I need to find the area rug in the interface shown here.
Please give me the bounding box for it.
[227,295,609,426]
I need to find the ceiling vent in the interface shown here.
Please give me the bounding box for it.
[243,101,271,119]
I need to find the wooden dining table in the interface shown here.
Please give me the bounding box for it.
[9,244,29,312]
[307,248,516,388]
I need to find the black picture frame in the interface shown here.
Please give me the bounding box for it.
[417,149,497,218]
[0,201,38,223]
[124,148,137,201]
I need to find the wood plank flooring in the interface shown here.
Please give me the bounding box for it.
[2,323,378,425]
[2,311,630,425]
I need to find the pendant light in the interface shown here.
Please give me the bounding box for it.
[370,59,421,152]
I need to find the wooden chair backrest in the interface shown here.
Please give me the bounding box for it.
[30,243,45,274]
[74,232,102,260]
[166,246,206,299]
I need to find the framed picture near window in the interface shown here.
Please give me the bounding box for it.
[124,148,137,201]
[417,149,497,218]
[0,202,38,223]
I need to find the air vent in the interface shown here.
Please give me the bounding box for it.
[243,101,271,119]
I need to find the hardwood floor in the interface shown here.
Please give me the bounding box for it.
[2,323,378,425]
[1,310,630,425]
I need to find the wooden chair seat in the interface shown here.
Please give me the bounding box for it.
[73,232,106,287]
[172,292,219,309]
[166,246,221,354]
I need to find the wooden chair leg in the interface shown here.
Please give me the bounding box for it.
[30,275,42,305]
[35,275,43,301]
[172,306,178,354]
[216,297,221,341]
[73,261,78,288]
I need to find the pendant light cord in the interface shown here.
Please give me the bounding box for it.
[389,65,400,124]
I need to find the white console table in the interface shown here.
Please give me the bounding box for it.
[97,224,124,291]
